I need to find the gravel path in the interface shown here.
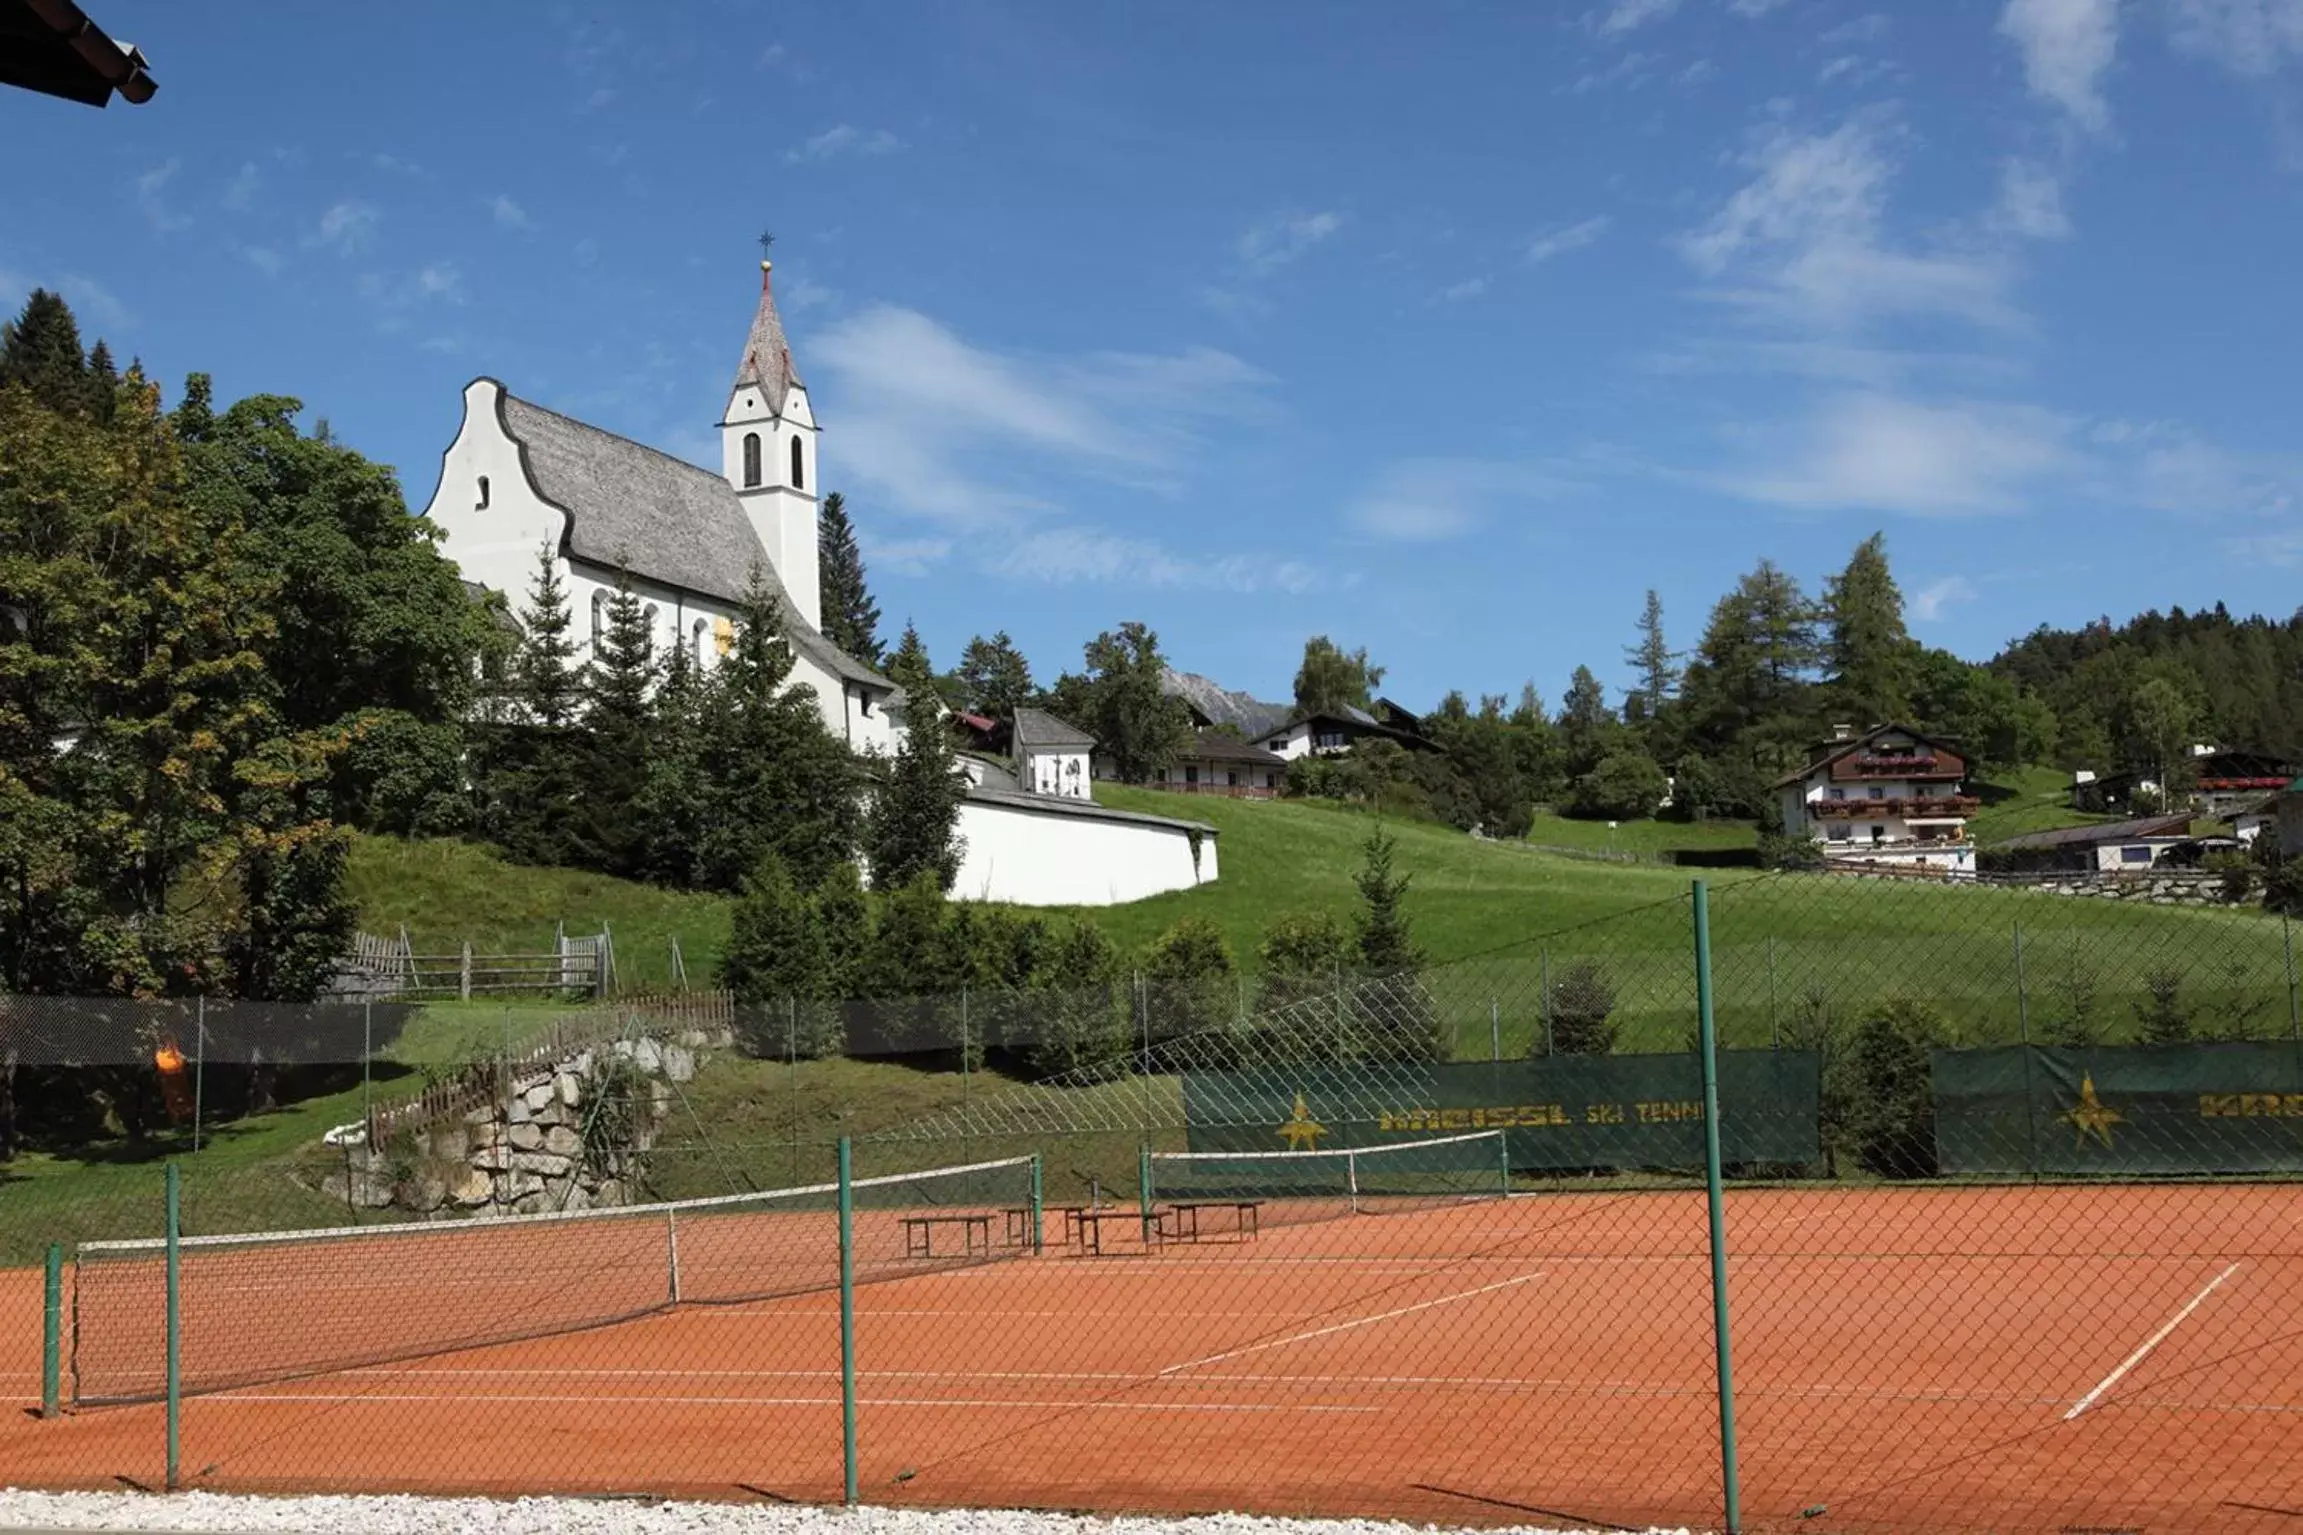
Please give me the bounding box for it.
[0,1493,1676,1535]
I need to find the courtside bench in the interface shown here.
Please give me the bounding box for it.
[900,1211,994,1259]
[1152,1200,1261,1245]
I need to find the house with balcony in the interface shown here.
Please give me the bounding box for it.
[1775,724,1980,877]
[1156,729,1289,797]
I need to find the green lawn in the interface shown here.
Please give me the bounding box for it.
[347,835,734,994]
[1967,765,2112,845]
[1519,809,1758,860]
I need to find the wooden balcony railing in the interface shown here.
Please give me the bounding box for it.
[1814,796,1981,820]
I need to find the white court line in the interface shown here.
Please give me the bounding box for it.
[208,1390,1376,1414]
[2064,1262,2242,1421]
[1152,1271,1545,1379]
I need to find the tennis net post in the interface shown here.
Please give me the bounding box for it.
[1693,879,1741,1535]
[837,1135,858,1507]
[165,1160,181,1491]
[1029,1153,1043,1255]
[1137,1143,1152,1229]
[41,1242,60,1419]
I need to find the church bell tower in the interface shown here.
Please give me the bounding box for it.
[721,259,821,633]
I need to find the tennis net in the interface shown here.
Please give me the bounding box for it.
[1146,1130,1508,1232]
[72,1153,1037,1407]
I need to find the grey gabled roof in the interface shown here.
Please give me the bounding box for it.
[493,385,892,697]
[1011,708,1096,749]
[729,264,800,416]
[1181,728,1286,766]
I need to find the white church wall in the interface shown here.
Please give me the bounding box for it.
[952,798,1217,907]
[421,380,569,613]
[1021,747,1091,800]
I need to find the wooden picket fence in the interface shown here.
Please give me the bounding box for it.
[362,990,735,1149]
[332,923,617,1002]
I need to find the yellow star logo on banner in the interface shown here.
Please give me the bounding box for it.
[1278,1091,1326,1151]
[2061,1073,2123,1150]
[713,617,736,657]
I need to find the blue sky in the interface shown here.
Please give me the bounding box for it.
[7,1,2302,713]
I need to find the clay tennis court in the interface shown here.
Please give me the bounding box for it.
[3,1182,2299,1533]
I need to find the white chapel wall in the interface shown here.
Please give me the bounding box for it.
[952,800,1217,906]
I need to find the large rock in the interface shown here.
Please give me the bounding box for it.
[511,1190,553,1216]
[470,1145,513,1172]
[632,1037,663,1073]
[558,1181,592,1213]
[323,1169,395,1210]
[509,1122,547,1153]
[464,1105,496,1128]
[663,1045,695,1083]
[543,1124,582,1158]
[556,1072,581,1108]
[507,1093,533,1126]
[450,1166,494,1207]
[502,1171,546,1203]
[428,1125,468,1161]
[511,1150,575,1178]
[397,1175,448,1215]
[523,1082,557,1113]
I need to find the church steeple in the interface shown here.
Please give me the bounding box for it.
[721,259,822,634]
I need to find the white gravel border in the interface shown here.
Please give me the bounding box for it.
[0,1492,1689,1535]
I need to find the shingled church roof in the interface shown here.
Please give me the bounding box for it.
[729,260,800,416]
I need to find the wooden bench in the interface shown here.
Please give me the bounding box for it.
[900,1212,994,1260]
[1064,1206,1152,1256]
[1002,1207,1037,1249]
[1153,1200,1262,1244]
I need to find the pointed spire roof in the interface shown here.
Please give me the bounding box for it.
[730,260,800,415]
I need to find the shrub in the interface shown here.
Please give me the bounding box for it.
[1779,983,1854,1177]
[2133,966,2194,1045]
[720,853,844,1059]
[1142,916,1237,1054]
[1022,921,1130,1080]
[1256,910,1349,1063]
[334,709,469,837]
[1542,961,1618,1055]
[1569,751,1669,822]
[1849,995,1942,1179]
[1759,831,1826,870]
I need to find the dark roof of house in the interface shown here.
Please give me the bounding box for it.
[460,580,526,637]
[959,752,1020,792]
[1180,729,1286,766]
[1992,813,2197,852]
[1772,723,1965,790]
[490,384,891,697]
[1011,708,1096,749]
[964,783,1216,835]
[0,0,155,106]
[1261,705,1436,749]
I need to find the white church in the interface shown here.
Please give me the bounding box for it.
[419,262,1217,906]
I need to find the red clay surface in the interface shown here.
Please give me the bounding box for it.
[3,1184,2300,1534]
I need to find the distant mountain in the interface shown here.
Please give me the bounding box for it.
[1160,667,1292,737]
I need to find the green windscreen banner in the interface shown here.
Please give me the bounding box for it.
[1933,1042,2303,1176]
[1181,1052,1820,1171]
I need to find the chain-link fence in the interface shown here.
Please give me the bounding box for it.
[4,871,2300,1530]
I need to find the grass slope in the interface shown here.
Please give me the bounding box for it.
[1967,765,2112,845]
[1519,810,1758,859]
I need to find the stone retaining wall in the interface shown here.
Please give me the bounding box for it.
[326,1030,726,1217]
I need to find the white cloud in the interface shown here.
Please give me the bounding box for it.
[1347,458,1567,542]
[1719,392,2077,514]
[311,199,380,254]
[1679,117,2019,333]
[811,303,1271,531]
[1237,211,1343,275]
[1991,157,2072,239]
[860,535,953,578]
[135,159,187,231]
[1910,575,1979,622]
[370,152,424,176]
[222,162,260,213]
[357,263,465,312]
[1728,0,1791,14]
[785,124,902,164]
[991,528,1319,593]
[241,245,284,277]
[1431,276,1490,303]
[1998,0,2119,131]
[1595,0,1679,33]
[1528,216,1611,263]
[415,263,464,302]
[489,195,531,230]
[2167,0,2303,77]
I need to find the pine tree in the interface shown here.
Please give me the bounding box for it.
[1351,828,1443,1061]
[817,491,883,665]
[171,372,215,443]
[1824,533,1914,726]
[0,289,89,414]
[1559,664,1617,778]
[957,630,1035,719]
[634,641,710,887]
[1353,828,1422,973]
[865,682,969,892]
[514,541,584,726]
[83,340,118,424]
[1625,589,1680,710]
[584,569,659,877]
[885,620,936,700]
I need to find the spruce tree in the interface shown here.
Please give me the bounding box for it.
[1559,664,1617,778]
[0,289,89,413]
[1353,828,1422,973]
[634,640,710,887]
[584,568,658,876]
[83,340,118,424]
[886,620,936,699]
[865,684,969,892]
[514,541,584,726]
[957,630,1034,719]
[1824,533,1914,726]
[817,491,883,665]
[1624,589,1680,711]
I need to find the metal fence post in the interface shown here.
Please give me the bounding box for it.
[788,997,801,1188]
[837,1135,858,1505]
[2014,920,2029,1042]
[191,997,206,1154]
[1137,972,1153,1131]
[1540,948,1554,1055]
[1766,936,1779,1050]
[361,1001,373,1137]
[2286,912,2300,1041]
[165,1161,182,1490]
[1691,880,1741,1535]
[41,1242,61,1419]
[1029,1154,1044,1255]
[1490,997,1501,1062]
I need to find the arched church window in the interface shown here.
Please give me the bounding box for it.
[475,475,490,510]
[643,603,659,655]
[790,435,804,490]
[693,617,710,664]
[590,591,607,642]
[742,432,762,488]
